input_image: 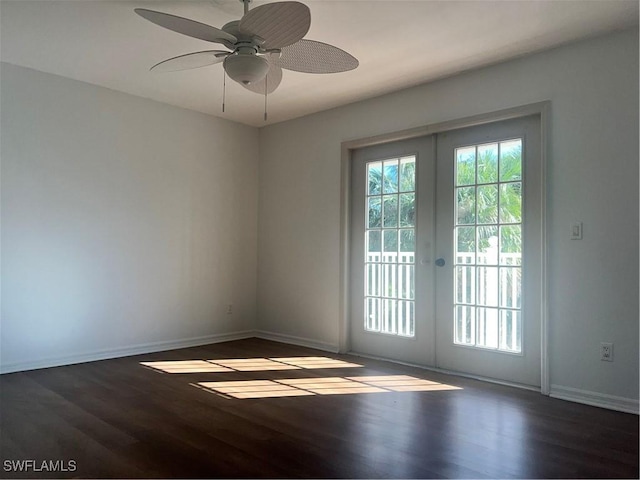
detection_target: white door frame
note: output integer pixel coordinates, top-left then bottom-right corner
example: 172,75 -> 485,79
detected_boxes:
339,101 -> 550,394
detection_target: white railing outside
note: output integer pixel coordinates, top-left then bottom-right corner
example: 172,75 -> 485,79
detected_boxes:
365,252 -> 415,336
365,248 -> 522,351
456,248 -> 521,352
366,252 -> 415,263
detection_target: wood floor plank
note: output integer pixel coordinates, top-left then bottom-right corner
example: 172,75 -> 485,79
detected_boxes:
1,338 -> 637,478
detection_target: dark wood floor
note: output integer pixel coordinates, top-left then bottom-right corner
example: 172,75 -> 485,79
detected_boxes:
1,338 -> 638,479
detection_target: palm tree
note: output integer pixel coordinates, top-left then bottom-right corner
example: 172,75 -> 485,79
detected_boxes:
455,143 -> 522,254
367,160 -> 416,254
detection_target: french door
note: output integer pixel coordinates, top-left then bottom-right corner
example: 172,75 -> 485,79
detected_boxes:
350,136 -> 435,366
349,115 -> 542,388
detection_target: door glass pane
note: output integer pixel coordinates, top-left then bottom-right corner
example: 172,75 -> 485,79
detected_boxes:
499,140 -> 522,182
456,187 -> 476,224
382,195 -> 398,227
477,143 -> 498,184
397,300 -> 415,337
499,182 -> 522,223
364,156 -> 416,338
366,263 -> 381,297
477,185 -> 498,224
399,229 -> 415,261
455,305 -> 475,345
383,264 -> 396,298
477,226 -> 498,265
366,230 -> 381,258
453,139 -> 523,353
499,310 -> 521,352
383,160 -> 399,194
455,226 -> 476,264
398,264 -> 415,300
456,146 -> 476,186
476,308 -> 499,348
368,162 -> 383,195
399,157 -> 416,192
382,299 -> 398,334
477,267 -> 499,307
499,267 -> 521,309
367,197 -> 381,228
399,193 -> 415,227
366,298 -> 381,332
500,225 -> 521,265
383,230 -> 397,260
455,266 -> 475,304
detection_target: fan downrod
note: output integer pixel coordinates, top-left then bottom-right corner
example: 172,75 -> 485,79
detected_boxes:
239,0 -> 252,15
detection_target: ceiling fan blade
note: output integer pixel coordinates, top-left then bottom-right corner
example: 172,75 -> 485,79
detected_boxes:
238,2 -> 310,49
135,9 -> 237,45
242,62 -> 283,95
275,39 -> 359,73
150,50 -> 230,72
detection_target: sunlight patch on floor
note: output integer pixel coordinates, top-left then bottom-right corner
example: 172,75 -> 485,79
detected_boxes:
271,357 -> 363,369
212,358 -> 301,371
279,377 -> 387,395
140,356 -> 363,374
197,380 -> 315,399
140,360 -> 232,373
347,375 -> 462,392
197,375 -> 462,399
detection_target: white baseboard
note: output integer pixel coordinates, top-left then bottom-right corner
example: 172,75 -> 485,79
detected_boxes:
550,384 -> 639,415
0,330 -> 255,374
347,352 -> 639,415
347,351 -> 541,393
254,330 -> 339,353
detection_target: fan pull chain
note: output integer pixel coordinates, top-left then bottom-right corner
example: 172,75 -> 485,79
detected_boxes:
222,70 -> 226,113
264,73 -> 268,122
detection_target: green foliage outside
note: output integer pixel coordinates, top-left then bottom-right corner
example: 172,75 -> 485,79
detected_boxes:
365,142 -> 522,257
456,141 -> 522,256
366,159 -> 416,254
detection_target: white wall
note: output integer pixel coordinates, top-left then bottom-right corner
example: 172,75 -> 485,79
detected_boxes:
1,63 -> 259,372
257,28 -> 639,406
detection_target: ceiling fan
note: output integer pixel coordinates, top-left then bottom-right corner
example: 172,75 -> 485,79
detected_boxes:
135,0 -> 358,118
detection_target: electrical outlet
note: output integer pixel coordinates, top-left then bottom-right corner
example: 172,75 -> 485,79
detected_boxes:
600,342 -> 613,362
226,304 -> 233,315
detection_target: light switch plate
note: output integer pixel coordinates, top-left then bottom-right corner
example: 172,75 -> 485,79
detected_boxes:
570,222 -> 582,240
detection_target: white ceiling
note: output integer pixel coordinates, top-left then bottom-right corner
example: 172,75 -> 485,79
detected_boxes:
1,0 -> 638,127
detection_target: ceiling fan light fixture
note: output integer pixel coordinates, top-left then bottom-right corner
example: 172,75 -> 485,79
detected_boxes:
224,53 -> 270,85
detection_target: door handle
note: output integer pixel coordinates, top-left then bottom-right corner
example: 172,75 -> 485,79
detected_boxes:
435,258 -> 446,267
